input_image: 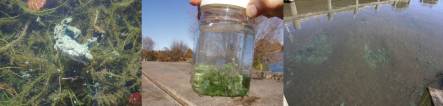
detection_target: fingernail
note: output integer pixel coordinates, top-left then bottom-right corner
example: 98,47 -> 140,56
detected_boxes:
246,5 -> 257,17
190,0 -> 200,6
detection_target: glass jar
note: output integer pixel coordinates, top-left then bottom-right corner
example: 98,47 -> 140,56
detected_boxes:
191,0 -> 254,97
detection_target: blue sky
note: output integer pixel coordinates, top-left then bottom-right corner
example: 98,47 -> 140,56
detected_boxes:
142,0 -> 197,50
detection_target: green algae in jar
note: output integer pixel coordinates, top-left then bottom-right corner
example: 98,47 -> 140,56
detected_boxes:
191,0 -> 254,97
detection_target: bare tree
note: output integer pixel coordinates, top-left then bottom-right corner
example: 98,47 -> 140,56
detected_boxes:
253,17 -> 284,70
169,40 -> 190,61
142,36 -> 155,61
142,36 -> 154,51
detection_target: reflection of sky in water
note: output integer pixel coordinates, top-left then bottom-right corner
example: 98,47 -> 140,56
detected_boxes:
284,0 -> 443,105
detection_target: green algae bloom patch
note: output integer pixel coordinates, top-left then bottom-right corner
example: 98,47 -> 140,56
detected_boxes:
192,63 -> 250,97
294,34 -> 332,64
364,45 -> 390,70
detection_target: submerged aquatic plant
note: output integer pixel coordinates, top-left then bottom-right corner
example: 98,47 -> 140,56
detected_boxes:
294,33 -> 332,64
0,0 -> 141,105
192,63 -> 250,97
364,45 -> 390,69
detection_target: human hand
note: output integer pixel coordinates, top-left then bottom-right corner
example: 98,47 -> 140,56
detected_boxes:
190,0 -> 283,18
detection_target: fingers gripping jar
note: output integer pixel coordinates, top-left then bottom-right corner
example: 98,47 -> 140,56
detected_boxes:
191,0 -> 255,97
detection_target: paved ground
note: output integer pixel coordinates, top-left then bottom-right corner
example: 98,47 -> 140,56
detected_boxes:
142,73 -> 179,105
142,62 -> 283,106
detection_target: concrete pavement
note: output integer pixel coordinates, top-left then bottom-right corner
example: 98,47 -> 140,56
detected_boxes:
142,62 -> 283,106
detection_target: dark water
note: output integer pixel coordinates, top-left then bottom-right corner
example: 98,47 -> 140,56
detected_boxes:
284,0 -> 443,105
0,0 -> 140,105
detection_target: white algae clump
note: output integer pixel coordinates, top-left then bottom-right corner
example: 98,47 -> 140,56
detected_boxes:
53,17 -> 97,63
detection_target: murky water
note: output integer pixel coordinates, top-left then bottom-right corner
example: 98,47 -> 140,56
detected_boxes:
0,0 -> 140,105
284,0 -> 443,105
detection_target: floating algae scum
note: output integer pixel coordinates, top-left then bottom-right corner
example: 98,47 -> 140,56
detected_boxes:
0,0 -> 140,105
53,17 -> 97,64
363,44 -> 390,70
284,0 -> 443,105
293,33 -> 332,64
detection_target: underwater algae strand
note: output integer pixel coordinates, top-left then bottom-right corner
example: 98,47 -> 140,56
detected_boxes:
0,0 -> 141,105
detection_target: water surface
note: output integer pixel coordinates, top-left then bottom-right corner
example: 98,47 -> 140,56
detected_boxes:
284,0 -> 443,105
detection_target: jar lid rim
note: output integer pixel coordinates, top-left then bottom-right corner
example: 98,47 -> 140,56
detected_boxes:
201,0 -> 250,8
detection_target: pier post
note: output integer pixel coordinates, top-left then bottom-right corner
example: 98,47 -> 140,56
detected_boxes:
327,0 -> 334,21
290,1 -> 297,16
354,0 -> 359,18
